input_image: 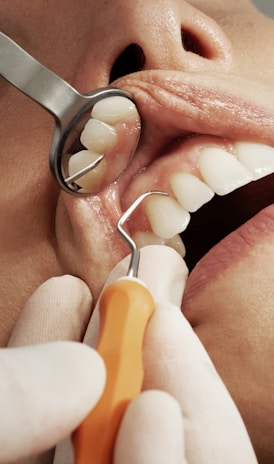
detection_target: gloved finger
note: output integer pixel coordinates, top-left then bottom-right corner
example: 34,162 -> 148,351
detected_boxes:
143,302 -> 258,464
0,341 -> 105,463
53,246 -> 187,464
8,275 -> 93,347
114,390 -> 185,464
84,245 -> 188,347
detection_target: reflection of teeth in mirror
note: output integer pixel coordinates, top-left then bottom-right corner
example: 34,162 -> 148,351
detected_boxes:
198,147 -> 253,195
68,150 -> 107,191
235,142 -> 274,180
65,154 -> 104,184
170,172 -> 214,212
145,195 -> 190,239
80,119 -> 117,153
132,231 -> 186,257
91,96 -> 139,124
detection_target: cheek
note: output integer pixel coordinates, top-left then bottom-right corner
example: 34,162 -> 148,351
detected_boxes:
0,88 -> 61,344
183,238 -> 274,460
0,91 -> 56,256
0,86 -> 54,186
222,12 -> 274,85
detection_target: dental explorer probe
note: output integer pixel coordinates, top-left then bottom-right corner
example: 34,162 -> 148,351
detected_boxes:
73,191 -> 168,464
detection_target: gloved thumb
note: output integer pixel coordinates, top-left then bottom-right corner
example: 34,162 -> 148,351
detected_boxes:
0,341 -> 105,463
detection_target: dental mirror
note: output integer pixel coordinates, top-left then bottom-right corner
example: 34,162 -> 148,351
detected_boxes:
0,32 -> 141,194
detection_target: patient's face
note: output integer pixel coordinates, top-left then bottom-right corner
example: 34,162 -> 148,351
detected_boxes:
1,1 -> 274,461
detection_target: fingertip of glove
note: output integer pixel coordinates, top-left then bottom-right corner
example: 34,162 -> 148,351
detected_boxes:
114,389 -> 183,464
50,340 -> 106,406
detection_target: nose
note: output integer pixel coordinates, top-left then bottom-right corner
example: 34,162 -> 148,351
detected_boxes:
85,0 -> 233,84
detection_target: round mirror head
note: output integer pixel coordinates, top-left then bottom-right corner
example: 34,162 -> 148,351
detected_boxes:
53,95 -> 141,195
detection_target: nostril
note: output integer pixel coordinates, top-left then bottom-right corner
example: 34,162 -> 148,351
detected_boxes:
109,44 -> 146,83
181,29 -> 208,58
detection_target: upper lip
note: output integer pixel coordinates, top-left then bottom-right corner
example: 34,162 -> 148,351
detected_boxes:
116,67 -> 274,140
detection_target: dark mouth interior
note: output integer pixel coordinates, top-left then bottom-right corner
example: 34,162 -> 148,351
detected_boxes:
181,173 -> 274,272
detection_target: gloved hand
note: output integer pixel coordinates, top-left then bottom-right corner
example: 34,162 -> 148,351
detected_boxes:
85,245 -> 258,464
3,246 -> 258,464
5,247 -> 180,464
3,276 -> 106,463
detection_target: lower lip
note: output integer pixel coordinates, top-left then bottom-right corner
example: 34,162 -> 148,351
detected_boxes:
182,203 -> 274,306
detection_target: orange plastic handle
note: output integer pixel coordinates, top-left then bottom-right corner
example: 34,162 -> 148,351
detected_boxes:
73,278 -> 154,464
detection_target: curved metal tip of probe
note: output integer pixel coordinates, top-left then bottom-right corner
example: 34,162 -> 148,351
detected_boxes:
117,191 -> 168,278
64,154 -> 104,185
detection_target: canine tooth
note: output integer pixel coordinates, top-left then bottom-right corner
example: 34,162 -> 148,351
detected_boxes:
235,142 -> 274,180
91,96 -> 138,124
170,172 -> 214,212
133,231 -> 186,257
68,150 -> 106,191
198,147 -> 253,195
80,119 -> 117,152
145,196 -> 190,239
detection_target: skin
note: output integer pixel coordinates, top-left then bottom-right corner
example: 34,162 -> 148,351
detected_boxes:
1,0 -> 274,462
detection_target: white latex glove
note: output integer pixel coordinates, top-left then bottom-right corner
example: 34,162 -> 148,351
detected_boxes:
4,246 -> 258,464
85,245 -> 258,464
54,244 -> 186,464
114,303 -> 258,464
0,342 -> 105,463
4,276 -> 105,464
3,247 -> 182,464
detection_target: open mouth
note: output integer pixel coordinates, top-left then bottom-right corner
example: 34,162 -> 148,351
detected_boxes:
70,96 -> 274,274
66,69 -> 274,284
115,69 -> 274,278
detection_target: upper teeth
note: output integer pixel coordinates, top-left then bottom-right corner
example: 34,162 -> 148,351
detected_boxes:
80,119 -> 117,153
68,96 -> 139,190
68,150 -> 107,191
74,98 -> 274,255
170,172 -> 214,212
91,95 -> 139,124
198,146 -> 253,196
144,142 -> 274,245
145,195 -> 191,239
235,142 -> 274,180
